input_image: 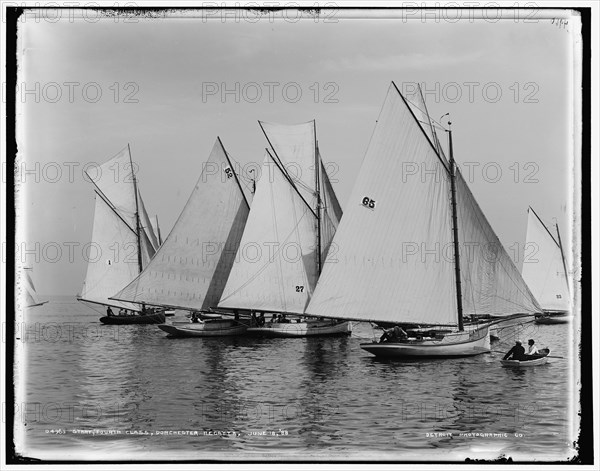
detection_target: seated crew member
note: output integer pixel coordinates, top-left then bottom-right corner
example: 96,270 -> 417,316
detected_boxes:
503,340 -> 526,360
527,339 -> 539,355
379,325 -> 408,343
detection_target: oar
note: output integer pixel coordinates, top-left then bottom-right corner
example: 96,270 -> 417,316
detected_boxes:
491,350 -> 566,359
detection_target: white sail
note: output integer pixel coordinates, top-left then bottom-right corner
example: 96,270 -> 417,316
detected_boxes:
260,121 -> 342,263
79,193 -> 142,311
319,157 -> 343,261
23,267 -> 47,307
139,192 -> 159,251
86,146 -> 138,231
112,139 -> 249,311
218,152 -> 319,314
521,208 -> 570,312
455,172 -> 542,316
151,215 -> 162,246
259,120 -> 317,210
306,83 -> 458,325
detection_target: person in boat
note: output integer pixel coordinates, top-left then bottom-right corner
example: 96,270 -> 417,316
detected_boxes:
191,312 -> 200,323
106,306 -> 114,317
379,325 -> 408,343
270,313 -> 278,324
250,311 -> 257,327
234,311 -> 240,321
527,339 -> 539,355
258,313 -> 265,327
280,314 -> 289,323
503,340 -> 526,361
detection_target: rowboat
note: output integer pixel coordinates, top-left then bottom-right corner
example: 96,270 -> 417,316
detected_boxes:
500,348 -> 550,367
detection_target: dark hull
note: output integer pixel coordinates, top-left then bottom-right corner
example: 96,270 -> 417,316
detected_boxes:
99,313 -> 166,325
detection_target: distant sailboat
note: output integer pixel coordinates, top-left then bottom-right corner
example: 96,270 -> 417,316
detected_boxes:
217,120 -> 351,337
522,207 -> 571,324
305,82 -> 541,358
77,145 -> 165,324
111,138 -> 250,336
23,267 -> 47,308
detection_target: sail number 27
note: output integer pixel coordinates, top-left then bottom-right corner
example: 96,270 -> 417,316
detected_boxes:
362,196 -> 376,210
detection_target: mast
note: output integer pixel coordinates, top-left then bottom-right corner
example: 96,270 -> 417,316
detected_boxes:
447,124 -> 464,330
128,143 -> 143,275
555,222 -> 570,295
314,121 -> 322,275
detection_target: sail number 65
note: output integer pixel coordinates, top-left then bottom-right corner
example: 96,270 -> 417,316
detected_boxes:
362,196 -> 376,209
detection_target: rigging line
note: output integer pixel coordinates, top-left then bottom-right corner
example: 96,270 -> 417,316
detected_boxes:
403,95 -> 449,131
528,206 -> 561,249
219,137 -> 250,210
392,81 -> 450,174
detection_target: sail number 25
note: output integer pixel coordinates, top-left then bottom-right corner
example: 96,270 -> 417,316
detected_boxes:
362,196 -> 376,209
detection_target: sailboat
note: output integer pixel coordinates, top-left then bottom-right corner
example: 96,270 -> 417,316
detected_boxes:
111,138 -> 250,336
77,145 -> 165,325
22,267 -> 48,308
522,207 -> 571,324
217,120 -> 351,337
305,82 -> 542,358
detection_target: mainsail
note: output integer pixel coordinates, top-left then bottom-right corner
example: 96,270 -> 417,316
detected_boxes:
85,146 -> 157,259
259,120 -> 343,261
79,145 -> 158,311
306,83 -> 457,325
521,207 -> 570,312
79,193 -> 142,311
218,152 -> 319,313
218,120 -> 343,313
23,267 -> 47,308
111,138 -> 249,311
306,82 -> 541,326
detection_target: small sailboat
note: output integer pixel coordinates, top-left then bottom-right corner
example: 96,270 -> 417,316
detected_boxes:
305,82 -> 542,358
217,120 -> 351,337
500,348 -> 550,367
521,207 -> 571,325
22,267 -> 48,308
111,138 -> 250,336
77,145 -> 165,324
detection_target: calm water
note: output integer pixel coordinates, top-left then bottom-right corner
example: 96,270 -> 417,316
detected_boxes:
15,297 -> 576,461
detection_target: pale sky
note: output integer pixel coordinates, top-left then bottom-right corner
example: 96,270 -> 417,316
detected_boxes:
14,8 -> 578,295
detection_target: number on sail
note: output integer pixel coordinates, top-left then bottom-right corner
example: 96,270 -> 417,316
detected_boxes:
362,196 -> 376,209
295,285 -> 304,292
224,166 -> 234,179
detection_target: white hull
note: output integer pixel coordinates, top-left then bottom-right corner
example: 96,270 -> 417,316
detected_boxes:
158,320 -> 247,337
247,321 -> 352,338
360,327 -> 490,358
